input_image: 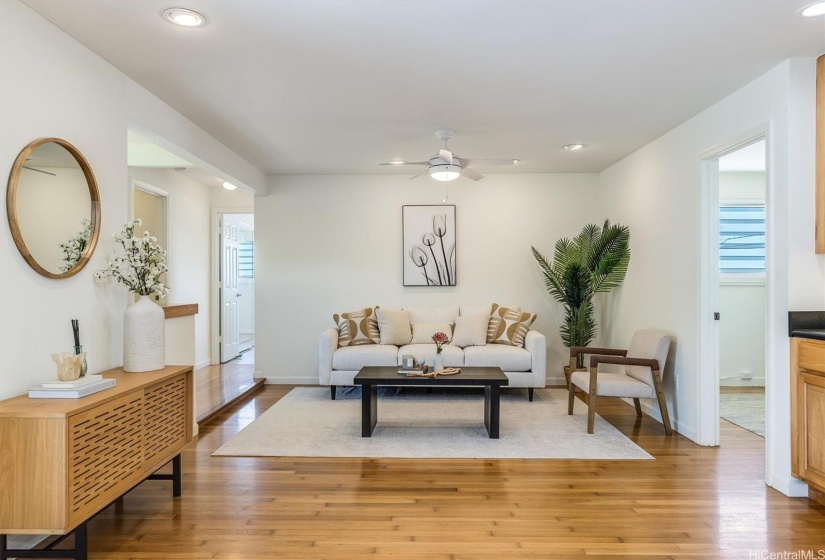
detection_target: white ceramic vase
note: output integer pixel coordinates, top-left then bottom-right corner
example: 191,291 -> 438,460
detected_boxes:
123,295 -> 165,372
433,353 -> 444,372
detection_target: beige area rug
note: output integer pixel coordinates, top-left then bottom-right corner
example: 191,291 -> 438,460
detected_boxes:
213,387 -> 653,460
720,392 -> 765,437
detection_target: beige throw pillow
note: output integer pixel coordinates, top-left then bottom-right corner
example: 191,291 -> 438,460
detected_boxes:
487,303 -> 537,348
451,315 -> 490,348
333,308 -> 380,347
376,308 -> 412,346
411,323 -> 453,345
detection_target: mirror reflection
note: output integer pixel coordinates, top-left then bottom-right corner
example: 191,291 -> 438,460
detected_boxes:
7,139 -> 100,278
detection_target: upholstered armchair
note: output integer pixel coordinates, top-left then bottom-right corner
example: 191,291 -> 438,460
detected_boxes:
567,330 -> 672,435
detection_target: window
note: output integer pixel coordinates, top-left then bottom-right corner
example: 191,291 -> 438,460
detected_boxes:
719,205 -> 765,275
239,241 -> 254,278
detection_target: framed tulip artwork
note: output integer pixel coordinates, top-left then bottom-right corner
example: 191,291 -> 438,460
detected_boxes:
402,204 -> 456,286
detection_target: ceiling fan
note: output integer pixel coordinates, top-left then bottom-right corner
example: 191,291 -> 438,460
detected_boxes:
380,129 -> 518,181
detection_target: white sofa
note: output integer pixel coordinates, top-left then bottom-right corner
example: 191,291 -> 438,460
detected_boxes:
319,305 -> 547,400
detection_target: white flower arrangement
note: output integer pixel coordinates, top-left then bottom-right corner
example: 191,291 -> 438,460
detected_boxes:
94,219 -> 169,298
59,218 -> 92,273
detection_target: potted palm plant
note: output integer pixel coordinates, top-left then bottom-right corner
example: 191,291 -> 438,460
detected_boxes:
531,220 -> 630,383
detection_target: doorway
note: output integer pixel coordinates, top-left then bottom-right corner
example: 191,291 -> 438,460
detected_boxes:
717,141 -> 766,437
216,212 -> 254,364
697,125 -> 771,457
130,179 -> 168,299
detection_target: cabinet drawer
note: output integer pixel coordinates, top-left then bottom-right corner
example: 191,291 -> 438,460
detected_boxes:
798,341 -> 825,376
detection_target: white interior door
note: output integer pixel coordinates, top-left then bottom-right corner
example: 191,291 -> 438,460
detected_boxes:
221,218 -> 241,362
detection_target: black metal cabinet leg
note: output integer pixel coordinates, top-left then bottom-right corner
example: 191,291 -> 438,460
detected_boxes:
1,534 -> 8,560
361,384 -> 377,437
74,522 -> 87,560
172,454 -> 182,498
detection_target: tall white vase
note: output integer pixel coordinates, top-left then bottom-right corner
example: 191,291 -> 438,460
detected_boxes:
123,295 -> 165,372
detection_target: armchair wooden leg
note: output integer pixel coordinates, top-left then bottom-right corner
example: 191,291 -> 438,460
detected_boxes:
651,368 -> 673,435
633,398 -> 643,417
587,366 -> 597,434
568,382 -> 576,415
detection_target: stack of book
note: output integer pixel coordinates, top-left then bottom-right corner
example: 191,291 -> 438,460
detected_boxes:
28,374 -> 116,399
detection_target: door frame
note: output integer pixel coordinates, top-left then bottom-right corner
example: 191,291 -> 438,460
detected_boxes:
210,207 -> 254,366
697,124 -> 770,455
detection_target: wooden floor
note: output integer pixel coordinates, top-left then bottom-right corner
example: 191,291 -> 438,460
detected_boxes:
195,348 -> 263,423
79,386 -> 825,559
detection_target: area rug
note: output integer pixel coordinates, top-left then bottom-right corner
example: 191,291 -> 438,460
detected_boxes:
213,387 -> 653,460
720,392 -> 765,437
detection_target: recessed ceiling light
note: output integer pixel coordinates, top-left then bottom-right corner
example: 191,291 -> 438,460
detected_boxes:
563,144 -> 585,151
801,1 -> 825,16
222,181 -> 237,191
512,159 -> 520,164
162,8 -> 206,27
388,160 -> 407,165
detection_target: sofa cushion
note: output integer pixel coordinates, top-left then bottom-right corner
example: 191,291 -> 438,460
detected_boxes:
333,307 -> 380,347
451,315 -> 489,348
332,345 -> 399,370
464,345 -> 532,371
377,308 -> 412,346
411,323 -> 453,344
404,306 -> 459,324
397,344 -> 464,367
487,303 -> 536,348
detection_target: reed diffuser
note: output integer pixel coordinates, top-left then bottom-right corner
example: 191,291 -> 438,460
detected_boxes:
71,319 -> 88,377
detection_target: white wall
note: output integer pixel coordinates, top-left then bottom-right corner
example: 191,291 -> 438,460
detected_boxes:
128,167 -> 212,369
0,0 -> 264,401
256,173 -> 601,384
598,59 -> 819,497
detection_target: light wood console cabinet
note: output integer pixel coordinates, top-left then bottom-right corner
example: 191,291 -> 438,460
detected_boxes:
0,365 -> 193,559
791,337 -> 825,494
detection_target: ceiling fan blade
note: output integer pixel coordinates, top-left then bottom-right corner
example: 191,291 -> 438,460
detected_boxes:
409,169 -> 431,180
462,158 -> 516,169
439,149 -> 453,165
379,161 -> 429,166
461,168 -> 484,181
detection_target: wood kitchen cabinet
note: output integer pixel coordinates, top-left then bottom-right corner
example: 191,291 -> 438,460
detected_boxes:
791,337 -> 825,493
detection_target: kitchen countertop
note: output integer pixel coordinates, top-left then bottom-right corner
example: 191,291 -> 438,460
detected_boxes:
789,311 -> 825,340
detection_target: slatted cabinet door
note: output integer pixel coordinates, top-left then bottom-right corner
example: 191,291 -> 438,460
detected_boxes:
67,392 -> 145,527
144,373 -> 189,468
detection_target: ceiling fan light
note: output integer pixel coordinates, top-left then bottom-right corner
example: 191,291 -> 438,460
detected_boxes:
388,160 -> 407,165
430,164 -> 461,181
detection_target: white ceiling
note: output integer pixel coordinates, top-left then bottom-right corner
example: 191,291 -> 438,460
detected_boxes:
22,0 -> 825,176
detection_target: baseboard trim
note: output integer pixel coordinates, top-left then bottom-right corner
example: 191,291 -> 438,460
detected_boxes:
195,358 -> 211,371
769,474 -> 808,497
622,397 -> 698,443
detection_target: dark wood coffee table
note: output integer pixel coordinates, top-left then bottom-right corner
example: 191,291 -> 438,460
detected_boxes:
352,366 -> 509,439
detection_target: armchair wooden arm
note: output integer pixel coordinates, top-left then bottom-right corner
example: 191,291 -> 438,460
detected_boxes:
588,355 -> 659,369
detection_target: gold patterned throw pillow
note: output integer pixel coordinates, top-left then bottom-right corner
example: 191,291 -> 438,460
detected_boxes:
333,308 -> 380,347
486,303 -> 537,348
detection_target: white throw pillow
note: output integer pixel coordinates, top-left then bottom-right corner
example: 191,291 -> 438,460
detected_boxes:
451,315 -> 490,348
410,323 -> 453,344
376,308 -> 412,346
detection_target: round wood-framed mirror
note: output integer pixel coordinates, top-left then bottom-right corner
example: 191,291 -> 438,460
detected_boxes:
6,138 -> 101,279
